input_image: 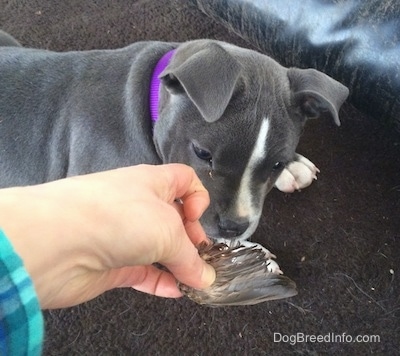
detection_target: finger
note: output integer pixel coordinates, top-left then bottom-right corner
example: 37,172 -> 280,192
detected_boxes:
158,164 -> 210,221
184,219 -> 209,246
171,199 -> 185,219
161,235 -> 215,289
171,201 -> 208,243
182,194 -> 210,222
109,265 -> 183,298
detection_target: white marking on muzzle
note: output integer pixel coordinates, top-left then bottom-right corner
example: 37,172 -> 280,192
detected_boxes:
236,118 -> 270,221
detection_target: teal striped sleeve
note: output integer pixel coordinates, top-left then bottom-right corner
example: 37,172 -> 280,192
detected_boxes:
0,229 -> 44,355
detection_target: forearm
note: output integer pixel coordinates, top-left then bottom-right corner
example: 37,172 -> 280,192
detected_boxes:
0,184 -> 96,308
0,165 -> 215,310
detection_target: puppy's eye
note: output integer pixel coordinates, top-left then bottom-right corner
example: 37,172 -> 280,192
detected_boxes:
193,144 -> 212,163
272,162 -> 285,171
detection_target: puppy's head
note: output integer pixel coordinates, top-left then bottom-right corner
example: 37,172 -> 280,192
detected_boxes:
154,40 -> 348,241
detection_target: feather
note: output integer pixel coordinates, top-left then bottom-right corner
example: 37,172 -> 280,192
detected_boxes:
178,241 -> 297,306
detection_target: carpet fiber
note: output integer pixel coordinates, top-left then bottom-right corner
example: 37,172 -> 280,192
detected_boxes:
1,1 -> 399,354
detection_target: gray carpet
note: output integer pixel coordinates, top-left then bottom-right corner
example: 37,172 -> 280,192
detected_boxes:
1,0 -> 399,354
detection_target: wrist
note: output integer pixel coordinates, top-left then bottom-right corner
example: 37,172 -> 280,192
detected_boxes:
0,185 -> 95,308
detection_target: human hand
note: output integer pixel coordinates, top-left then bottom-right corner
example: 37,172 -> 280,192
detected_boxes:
0,164 -> 216,309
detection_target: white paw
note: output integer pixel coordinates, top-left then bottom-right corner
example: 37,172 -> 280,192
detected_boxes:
266,259 -> 283,275
239,241 -> 283,274
274,154 -> 320,193
240,240 -> 276,258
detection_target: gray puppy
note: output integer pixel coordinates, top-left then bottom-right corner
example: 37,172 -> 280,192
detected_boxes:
0,31 -> 348,242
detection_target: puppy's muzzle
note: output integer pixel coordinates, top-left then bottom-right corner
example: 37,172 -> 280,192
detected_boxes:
218,217 -> 249,238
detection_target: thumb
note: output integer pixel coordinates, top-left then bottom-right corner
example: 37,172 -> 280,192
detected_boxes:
162,242 -> 216,289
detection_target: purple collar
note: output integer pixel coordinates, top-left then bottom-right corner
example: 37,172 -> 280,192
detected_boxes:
149,49 -> 176,124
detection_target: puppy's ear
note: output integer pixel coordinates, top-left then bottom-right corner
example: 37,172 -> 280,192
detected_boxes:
288,68 -> 349,126
160,42 -> 241,123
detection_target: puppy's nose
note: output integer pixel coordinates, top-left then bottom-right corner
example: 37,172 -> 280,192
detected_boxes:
218,218 -> 249,238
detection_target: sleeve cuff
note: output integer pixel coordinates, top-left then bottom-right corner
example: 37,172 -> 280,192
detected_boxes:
0,229 -> 44,355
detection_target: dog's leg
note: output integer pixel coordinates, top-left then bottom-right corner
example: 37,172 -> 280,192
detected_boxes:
274,153 -> 320,193
0,30 -> 21,47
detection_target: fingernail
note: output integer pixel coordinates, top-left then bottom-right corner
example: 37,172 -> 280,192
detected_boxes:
201,263 -> 216,288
